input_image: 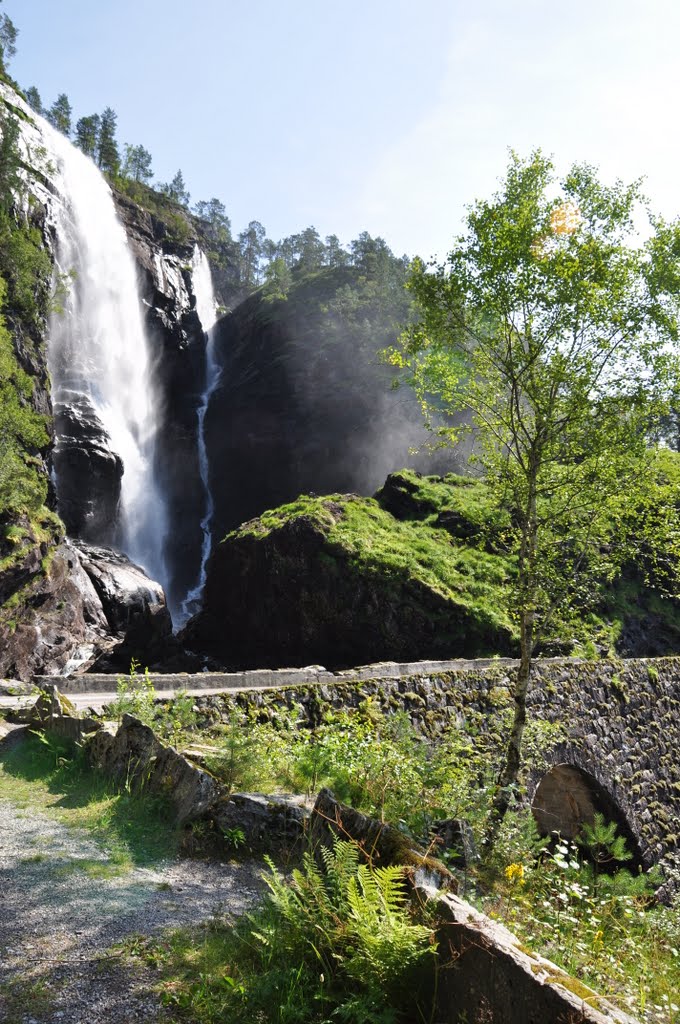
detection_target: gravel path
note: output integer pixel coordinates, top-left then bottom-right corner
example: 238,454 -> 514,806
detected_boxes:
0,783 -> 266,1023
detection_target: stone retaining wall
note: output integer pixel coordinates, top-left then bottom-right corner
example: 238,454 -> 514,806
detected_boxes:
31,654 -> 680,882
173,656 -> 680,880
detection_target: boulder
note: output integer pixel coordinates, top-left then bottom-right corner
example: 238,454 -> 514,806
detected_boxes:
89,714 -> 219,825
213,792 -> 310,848
52,392 -> 123,543
75,542 -> 176,666
0,539 -> 114,680
182,490 -> 515,670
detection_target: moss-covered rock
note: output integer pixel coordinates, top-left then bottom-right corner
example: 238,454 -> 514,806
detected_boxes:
182,479 -> 517,669
183,467 -> 680,669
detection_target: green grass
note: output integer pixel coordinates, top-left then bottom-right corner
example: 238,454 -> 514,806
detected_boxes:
236,489 -> 516,645
0,730 -> 181,869
0,977 -> 59,1020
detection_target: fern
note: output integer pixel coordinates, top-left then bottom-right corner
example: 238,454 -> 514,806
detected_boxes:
319,835 -> 360,914
261,839 -> 436,1010
345,864 -> 434,990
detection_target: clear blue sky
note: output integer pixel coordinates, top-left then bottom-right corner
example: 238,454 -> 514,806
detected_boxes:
5,0 -> 679,259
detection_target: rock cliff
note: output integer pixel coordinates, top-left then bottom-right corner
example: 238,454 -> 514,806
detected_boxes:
0,85 -> 197,674
203,265 -> 459,544
111,191 -> 208,612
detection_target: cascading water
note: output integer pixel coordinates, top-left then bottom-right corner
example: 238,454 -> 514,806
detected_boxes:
177,247 -> 220,626
43,119 -> 168,589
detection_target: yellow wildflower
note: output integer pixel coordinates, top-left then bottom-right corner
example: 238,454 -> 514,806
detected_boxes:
504,863 -> 525,884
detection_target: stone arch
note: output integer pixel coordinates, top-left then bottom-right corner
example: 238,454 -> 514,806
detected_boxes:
531,763 -> 644,868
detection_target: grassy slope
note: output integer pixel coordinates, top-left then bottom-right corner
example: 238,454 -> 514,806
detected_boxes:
0,730 -> 179,869
234,465 -> 680,658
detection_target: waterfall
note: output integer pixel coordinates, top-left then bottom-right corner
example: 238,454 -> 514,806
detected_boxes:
177,247 -> 220,626
43,121 -> 168,590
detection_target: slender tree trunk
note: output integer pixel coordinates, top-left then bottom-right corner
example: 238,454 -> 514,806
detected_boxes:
483,467 -> 537,853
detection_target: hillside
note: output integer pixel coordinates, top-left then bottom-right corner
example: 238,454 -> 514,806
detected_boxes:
183,467 -> 680,669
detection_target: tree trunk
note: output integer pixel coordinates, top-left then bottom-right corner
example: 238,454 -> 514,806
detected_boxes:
483,612 -> 533,852
483,469 -> 537,853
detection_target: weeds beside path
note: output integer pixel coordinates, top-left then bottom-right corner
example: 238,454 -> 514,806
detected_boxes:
0,728 -> 265,1024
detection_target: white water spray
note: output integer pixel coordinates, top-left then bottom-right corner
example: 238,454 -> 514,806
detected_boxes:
177,247 -> 220,626
43,121 -> 167,587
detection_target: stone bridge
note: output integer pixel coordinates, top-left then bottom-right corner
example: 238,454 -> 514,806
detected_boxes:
41,654 -> 680,881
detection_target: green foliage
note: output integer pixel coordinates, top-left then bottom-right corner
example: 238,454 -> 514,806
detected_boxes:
157,168 -> 190,206
132,839 -> 437,1023
579,812 -> 633,868
159,689 -> 197,748
390,151 -> 680,657
114,176 -> 193,243
200,698 -> 566,851
121,143 -> 153,183
203,712 -> 267,793
24,85 -> 42,115
111,658 -> 157,726
388,150 -> 680,832
97,106 -> 119,175
221,826 -> 246,850
264,840 -> 436,1001
0,277 -> 49,518
0,3 -> 17,68
488,825 -> 679,1020
46,92 -> 72,137
238,460 -> 680,657
262,255 -> 292,301
74,112 -> 100,158
109,661 -> 196,747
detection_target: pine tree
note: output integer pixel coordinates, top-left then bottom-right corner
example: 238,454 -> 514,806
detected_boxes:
122,143 -> 153,183
194,197 -> 231,240
0,3 -> 17,69
238,220 -> 266,289
97,107 -> 119,176
47,94 -> 72,137
24,87 -> 43,116
325,234 -> 349,267
74,114 -> 100,159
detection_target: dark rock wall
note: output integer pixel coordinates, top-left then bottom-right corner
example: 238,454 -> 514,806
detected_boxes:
203,275 -> 458,544
52,394 -> 123,543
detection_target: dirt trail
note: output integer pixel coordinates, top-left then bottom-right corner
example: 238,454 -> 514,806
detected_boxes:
0,745 -> 265,1024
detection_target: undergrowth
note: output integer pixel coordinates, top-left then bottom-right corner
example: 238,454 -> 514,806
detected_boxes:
119,837 -> 439,1024
483,821 -> 680,1022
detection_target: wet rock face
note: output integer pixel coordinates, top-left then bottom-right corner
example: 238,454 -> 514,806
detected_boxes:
74,542 -> 174,666
0,534 -> 178,680
52,393 -> 123,543
0,540 -> 110,680
111,192 -> 207,612
203,279 -> 458,546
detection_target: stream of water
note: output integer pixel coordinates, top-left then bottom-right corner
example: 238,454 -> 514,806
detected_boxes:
44,120 -> 168,590
177,247 -> 220,626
